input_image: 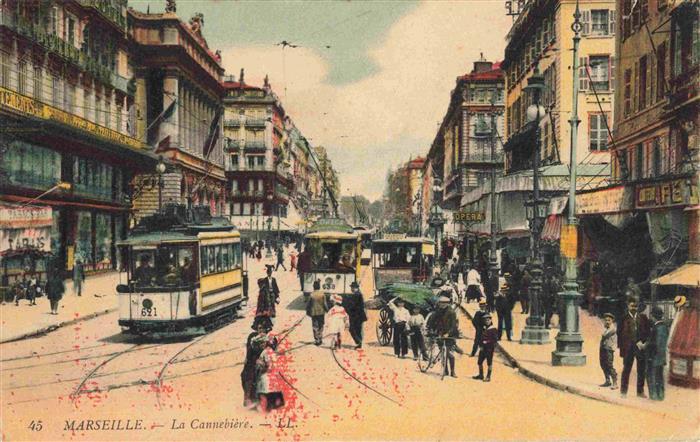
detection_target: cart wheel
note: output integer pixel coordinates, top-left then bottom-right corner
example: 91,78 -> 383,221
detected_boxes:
376,307 -> 393,346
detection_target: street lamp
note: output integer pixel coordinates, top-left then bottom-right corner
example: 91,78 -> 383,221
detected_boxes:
552,0 -> 586,365
488,89 -> 501,311
156,155 -> 166,212
428,179 -> 446,266
520,67 -> 550,345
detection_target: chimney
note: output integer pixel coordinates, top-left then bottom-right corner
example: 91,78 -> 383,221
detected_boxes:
239,68 -> 245,85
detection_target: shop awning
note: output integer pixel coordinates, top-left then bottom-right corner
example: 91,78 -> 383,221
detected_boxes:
651,263 -> 700,287
541,215 -> 563,242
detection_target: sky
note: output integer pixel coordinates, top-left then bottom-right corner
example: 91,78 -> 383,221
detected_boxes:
131,0 -> 512,201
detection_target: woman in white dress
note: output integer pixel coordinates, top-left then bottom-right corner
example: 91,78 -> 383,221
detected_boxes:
325,294 -> 349,349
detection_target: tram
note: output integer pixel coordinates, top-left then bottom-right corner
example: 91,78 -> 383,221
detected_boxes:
371,237 -> 435,294
116,205 -> 248,337
302,218 -> 362,298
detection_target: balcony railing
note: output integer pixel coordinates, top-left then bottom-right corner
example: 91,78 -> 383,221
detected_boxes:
224,119 -> 242,127
244,141 -> 267,151
462,149 -> 504,164
231,189 -> 265,198
245,118 -> 267,128
77,0 -> 127,30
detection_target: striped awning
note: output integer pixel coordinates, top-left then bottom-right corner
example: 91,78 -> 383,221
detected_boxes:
541,215 -> 563,242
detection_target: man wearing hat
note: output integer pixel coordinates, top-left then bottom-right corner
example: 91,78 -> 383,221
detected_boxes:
618,298 -> 651,398
494,275 -> 515,341
470,300 -> 489,357
426,296 -> 459,377
646,306 -> 669,401
388,297 -> 411,358
599,312 -> 618,389
259,265 -> 281,304
343,281 -> 368,349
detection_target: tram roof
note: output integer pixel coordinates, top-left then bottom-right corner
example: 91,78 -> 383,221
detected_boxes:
118,221 -> 239,246
372,237 -> 435,245
305,231 -> 359,240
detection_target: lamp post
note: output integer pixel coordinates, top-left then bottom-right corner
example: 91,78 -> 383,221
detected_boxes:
552,0 -> 586,365
266,191 -> 274,258
488,90 -> 501,310
428,179 -> 445,266
156,155 -> 166,212
520,68 -> 550,345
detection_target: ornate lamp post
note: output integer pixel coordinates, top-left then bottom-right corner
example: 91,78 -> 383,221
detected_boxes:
552,0 -> 586,365
520,68 -> 550,345
155,155 -> 166,212
428,179 -> 446,267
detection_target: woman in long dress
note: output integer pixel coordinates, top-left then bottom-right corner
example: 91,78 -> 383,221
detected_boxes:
325,294 -> 349,349
241,323 -> 268,408
256,337 -> 283,412
253,278 -> 276,331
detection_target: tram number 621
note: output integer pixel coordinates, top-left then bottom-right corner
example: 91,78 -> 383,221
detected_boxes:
141,307 -> 157,317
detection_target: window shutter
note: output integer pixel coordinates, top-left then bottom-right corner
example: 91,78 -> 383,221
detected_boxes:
610,56 -> 616,90
609,10 -> 616,35
582,10 -> 591,36
579,57 -> 589,91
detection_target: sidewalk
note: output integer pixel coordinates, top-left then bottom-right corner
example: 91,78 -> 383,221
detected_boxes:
463,302 -> 700,421
0,271 -> 120,343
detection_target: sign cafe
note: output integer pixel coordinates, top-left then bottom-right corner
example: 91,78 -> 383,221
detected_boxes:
636,179 -> 698,210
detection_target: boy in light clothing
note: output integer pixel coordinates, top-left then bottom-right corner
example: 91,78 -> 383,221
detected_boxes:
599,312 -> 618,389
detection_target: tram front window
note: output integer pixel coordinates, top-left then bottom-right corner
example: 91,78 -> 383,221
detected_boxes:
374,244 -> 419,268
129,245 -> 197,287
307,239 -> 356,273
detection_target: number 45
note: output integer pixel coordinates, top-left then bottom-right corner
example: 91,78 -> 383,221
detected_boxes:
28,420 -> 43,431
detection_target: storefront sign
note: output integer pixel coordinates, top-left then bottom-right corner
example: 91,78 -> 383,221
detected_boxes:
0,87 -> 146,150
453,211 -> 485,223
560,224 -> 577,259
576,186 -> 633,215
635,179 -> 699,210
0,205 -> 53,253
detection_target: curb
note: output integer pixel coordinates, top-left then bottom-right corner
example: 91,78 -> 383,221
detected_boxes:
0,308 -> 117,344
456,304 -> 659,413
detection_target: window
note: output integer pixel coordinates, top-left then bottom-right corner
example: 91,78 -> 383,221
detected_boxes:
652,137 -> 662,177
254,203 -> 263,215
672,12 -> 700,78
33,66 -> 42,100
638,56 -> 648,110
589,113 -> 609,151
65,15 -> 76,46
51,75 -> 61,108
0,51 -> 8,88
17,62 -> 26,95
232,203 -> 241,215
116,105 -> 122,133
634,144 -> 644,180
657,42 -> 666,101
591,10 -> 610,35
64,83 -> 75,113
95,96 -> 102,125
589,55 -> 610,91
73,157 -> 113,200
231,154 -> 239,168
83,90 -> 92,120
257,156 -> 265,167
1,140 -> 61,188
247,156 -> 256,169
579,57 -> 590,90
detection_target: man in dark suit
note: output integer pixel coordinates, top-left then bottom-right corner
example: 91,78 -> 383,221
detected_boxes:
618,298 -> 651,398
254,265 -> 280,328
343,281 -> 368,349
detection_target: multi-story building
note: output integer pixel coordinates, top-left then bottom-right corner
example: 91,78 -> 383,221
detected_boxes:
462,0 -> 616,265
311,145 -> 340,217
576,0 -> 698,388
0,0 -> 157,280
222,73 -> 298,236
129,7 -> 226,219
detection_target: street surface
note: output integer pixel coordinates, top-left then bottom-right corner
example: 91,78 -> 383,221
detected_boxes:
1,255 -> 697,441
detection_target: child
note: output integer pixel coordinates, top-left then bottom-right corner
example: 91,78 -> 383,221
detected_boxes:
256,336 -> 284,412
646,307 -> 669,401
325,294 -> 349,349
473,314 -> 498,382
599,312 -> 618,389
289,252 -> 297,272
408,306 -> 428,361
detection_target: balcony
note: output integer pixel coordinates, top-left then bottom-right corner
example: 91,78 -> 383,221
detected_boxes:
461,149 -> 504,166
244,141 -> 267,152
224,119 -> 242,127
245,118 -> 267,128
77,0 -> 127,31
0,8 -> 115,86
231,189 -> 265,198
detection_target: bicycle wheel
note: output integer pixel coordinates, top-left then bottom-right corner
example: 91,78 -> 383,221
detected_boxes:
418,340 -> 439,373
440,344 -> 448,380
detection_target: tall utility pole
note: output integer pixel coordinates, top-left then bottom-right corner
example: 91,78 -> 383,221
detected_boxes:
488,91 -> 500,309
553,0 -> 586,366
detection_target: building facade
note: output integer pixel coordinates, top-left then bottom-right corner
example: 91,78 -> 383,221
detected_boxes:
129,8 -> 226,220
0,0 -> 157,280
460,0 -> 617,265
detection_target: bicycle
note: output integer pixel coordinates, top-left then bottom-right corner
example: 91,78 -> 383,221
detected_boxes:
418,335 -> 455,380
